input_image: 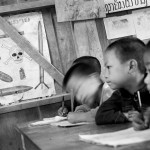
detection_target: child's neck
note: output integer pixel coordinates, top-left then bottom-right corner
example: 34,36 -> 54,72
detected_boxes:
125,73 -> 145,94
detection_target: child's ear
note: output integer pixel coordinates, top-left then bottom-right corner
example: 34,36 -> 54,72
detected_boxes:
128,59 -> 138,74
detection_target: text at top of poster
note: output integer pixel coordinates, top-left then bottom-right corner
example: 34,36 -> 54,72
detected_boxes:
105,0 -> 150,14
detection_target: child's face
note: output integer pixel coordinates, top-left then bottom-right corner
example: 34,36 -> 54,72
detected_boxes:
144,51 -> 150,91
104,50 -> 130,90
66,74 -> 101,107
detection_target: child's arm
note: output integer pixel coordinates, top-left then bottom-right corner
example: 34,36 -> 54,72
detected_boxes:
75,104 -> 91,112
132,107 -> 150,130
67,107 -> 99,123
67,112 -> 94,123
95,91 -> 128,125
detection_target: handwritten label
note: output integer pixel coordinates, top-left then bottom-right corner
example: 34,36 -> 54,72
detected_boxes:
8,17 -> 30,25
105,0 -> 149,13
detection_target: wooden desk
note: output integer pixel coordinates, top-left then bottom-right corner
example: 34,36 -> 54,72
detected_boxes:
16,122 -> 150,150
0,93 -> 70,150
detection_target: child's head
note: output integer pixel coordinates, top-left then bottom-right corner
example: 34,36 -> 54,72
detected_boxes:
104,37 -> 146,90
144,41 -> 150,91
63,56 -> 102,107
72,56 -> 101,74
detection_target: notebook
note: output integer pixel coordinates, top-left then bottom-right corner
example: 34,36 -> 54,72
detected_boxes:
29,116 -> 67,126
79,127 -> 150,147
51,120 -> 90,127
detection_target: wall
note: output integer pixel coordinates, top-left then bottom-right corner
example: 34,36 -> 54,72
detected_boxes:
0,1 -> 132,150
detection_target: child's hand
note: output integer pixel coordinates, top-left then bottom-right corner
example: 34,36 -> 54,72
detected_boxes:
143,107 -> 150,128
128,111 -> 140,121
57,106 -> 68,117
67,112 -> 77,123
123,111 -> 140,121
132,112 -> 148,130
75,104 -> 91,112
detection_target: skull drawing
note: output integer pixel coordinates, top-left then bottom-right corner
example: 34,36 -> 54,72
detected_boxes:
1,44 -> 32,65
10,47 -> 24,64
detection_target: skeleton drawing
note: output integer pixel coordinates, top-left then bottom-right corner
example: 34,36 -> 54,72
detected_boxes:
1,44 -> 32,65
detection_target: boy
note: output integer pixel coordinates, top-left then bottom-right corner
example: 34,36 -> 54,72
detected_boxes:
58,56 -> 113,123
95,37 -> 150,125
132,41 -> 150,130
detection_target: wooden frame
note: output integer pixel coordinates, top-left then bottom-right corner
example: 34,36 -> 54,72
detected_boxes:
0,93 -> 70,114
0,0 -> 55,15
0,0 -> 64,86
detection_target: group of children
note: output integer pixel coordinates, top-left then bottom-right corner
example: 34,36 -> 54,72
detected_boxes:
58,37 -> 150,131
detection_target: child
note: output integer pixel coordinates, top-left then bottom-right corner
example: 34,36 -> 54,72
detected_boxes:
95,37 -> 150,125
132,41 -> 150,130
58,56 -> 113,123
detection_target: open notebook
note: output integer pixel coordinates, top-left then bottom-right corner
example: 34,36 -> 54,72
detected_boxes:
29,116 -> 89,127
79,127 -> 150,147
51,120 -> 90,127
29,116 -> 67,126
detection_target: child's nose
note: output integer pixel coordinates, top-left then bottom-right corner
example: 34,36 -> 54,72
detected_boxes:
104,69 -> 109,79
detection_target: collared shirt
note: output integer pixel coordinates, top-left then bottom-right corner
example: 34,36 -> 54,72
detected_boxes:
95,85 -> 150,125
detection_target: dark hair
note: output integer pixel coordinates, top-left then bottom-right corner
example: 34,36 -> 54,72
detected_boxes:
63,56 -> 101,89
146,40 -> 150,53
106,37 -> 146,74
73,56 -> 101,74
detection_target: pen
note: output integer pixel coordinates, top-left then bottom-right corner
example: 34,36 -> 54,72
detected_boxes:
71,89 -> 74,112
62,96 -> 64,110
137,91 -> 142,109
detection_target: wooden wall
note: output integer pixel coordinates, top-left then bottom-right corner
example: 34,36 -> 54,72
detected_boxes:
0,1 -> 132,150
0,1 -> 108,150
0,0 -> 110,92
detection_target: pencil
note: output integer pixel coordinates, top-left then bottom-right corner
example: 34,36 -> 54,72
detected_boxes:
137,91 -> 142,108
71,89 -> 74,112
62,96 -> 64,109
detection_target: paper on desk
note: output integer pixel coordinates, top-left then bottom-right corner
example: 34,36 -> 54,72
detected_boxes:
79,127 -> 150,147
29,116 -> 67,126
51,120 -> 90,127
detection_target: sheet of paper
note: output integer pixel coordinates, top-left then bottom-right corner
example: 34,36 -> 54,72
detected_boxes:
133,8 -> 150,40
29,116 -> 67,126
104,14 -> 135,39
0,12 -> 55,105
79,127 -> 150,147
51,120 -> 90,127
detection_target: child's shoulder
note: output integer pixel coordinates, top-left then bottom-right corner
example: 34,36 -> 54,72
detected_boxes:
100,82 -> 114,104
102,82 -> 114,95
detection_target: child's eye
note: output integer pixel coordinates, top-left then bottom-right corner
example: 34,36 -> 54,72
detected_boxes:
146,69 -> 150,74
107,66 -> 111,69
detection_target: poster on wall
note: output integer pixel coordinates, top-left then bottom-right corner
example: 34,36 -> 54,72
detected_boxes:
0,12 -> 55,105
103,14 -> 136,39
133,8 -> 150,40
55,0 -> 106,22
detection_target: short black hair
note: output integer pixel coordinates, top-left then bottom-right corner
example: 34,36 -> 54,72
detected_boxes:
63,56 -> 101,89
73,56 -> 101,74
106,37 -> 146,74
146,40 -> 150,52
63,63 -> 98,89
